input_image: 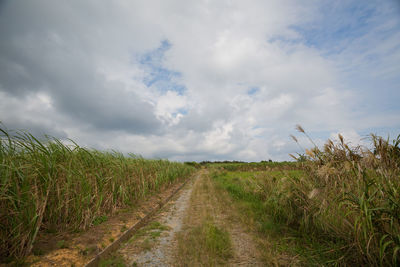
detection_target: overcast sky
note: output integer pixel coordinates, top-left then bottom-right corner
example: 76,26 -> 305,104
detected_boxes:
1,0 -> 399,161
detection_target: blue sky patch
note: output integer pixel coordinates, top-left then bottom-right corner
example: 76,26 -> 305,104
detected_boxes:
291,1 -> 378,54
247,87 -> 259,95
138,40 -> 186,95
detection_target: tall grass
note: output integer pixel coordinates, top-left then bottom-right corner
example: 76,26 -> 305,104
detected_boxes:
0,127 -> 194,260
263,128 -> 400,265
207,161 -> 298,172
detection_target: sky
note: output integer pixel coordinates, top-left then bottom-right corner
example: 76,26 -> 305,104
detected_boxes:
0,0 -> 399,162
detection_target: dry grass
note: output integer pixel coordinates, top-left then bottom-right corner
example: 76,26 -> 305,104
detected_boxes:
266,127 -> 400,265
210,127 -> 400,265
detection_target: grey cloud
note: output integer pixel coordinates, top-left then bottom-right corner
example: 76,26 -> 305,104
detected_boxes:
0,0 -> 162,135
0,0 -> 398,162
174,110 -> 219,133
0,119 -> 68,140
48,74 -> 162,134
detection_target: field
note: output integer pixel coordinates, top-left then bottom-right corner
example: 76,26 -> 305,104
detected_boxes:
1,126 -> 399,266
207,131 -> 400,266
0,127 -> 194,262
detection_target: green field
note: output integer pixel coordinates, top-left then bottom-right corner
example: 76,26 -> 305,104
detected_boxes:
209,133 -> 400,266
0,127 -> 194,261
1,126 -> 399,266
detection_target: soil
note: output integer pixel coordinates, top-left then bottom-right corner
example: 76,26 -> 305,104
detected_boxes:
118,171 -> 198,266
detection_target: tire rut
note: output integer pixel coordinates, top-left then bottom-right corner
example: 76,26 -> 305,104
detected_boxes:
116,172 -> 200,266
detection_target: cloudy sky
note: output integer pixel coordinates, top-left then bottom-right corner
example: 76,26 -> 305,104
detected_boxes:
0,0 -> 399,161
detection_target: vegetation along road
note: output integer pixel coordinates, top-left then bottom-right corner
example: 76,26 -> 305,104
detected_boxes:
1,127 -> 399,266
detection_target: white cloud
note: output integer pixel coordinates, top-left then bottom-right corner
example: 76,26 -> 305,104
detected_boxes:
155,91 -> 188,125
0,0 -> 399,161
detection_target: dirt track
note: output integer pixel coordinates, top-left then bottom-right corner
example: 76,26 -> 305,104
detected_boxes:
118,171 -> 198,266
113,170 -> 264,266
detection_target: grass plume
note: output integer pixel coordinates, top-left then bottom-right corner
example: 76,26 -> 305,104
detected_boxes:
264,127 -> 400,265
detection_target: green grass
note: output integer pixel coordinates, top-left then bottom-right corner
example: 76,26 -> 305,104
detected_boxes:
212,170 -> 351,265
128,221 -> 170,243
202,221 -> 232,259
206,161 -> 298,171
79,246 -> 97,256
177,219 -> 232,265
56,240 -> 68,249
99,255 -> 126,267
212,130 -> 400,266
0,127 -> 195,260
93,215 -> 108,226
124,221 -> 170,253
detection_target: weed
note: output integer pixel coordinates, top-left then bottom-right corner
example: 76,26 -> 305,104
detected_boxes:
79,246 -> 97,256
140,238 -> 153,251
99,254 -> 126,267
32,248 -> 44,256
149,231 -> 161,239
126,220 -> 168,253
145,221 -> 169,231
93,215 -> 108,226
177,220 -> 232,265
203,221 -> 232,259
120,225 -> 128,232
56,240 -> 68,249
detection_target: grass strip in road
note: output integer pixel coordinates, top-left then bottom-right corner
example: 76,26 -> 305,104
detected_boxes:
177,219 -> 232,265
175,173 -> 233,266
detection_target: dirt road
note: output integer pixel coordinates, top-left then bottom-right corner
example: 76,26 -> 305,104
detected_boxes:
110,170 -> 264,266
117,171 -> 197,266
